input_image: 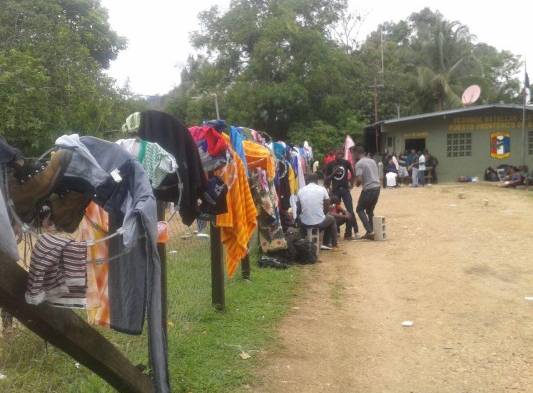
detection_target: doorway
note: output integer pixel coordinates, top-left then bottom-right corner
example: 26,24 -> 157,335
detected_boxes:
405,138 -> 426,153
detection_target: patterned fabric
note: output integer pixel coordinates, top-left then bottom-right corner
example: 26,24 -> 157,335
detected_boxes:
138,139 -> 177,188
77,202 -> 110,327
26,234 -> 87,308
216,150 -> 257,278
251,170 -> 287,253
116,138 -> 177,189
121,112 -> 141,133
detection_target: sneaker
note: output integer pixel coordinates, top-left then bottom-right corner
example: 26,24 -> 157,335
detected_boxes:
320,244 -> 333,250
196,233 -> 210,239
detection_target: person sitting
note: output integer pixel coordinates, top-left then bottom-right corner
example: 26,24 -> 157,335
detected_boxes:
328,194 -> 350,237
297,173 -> 338,249
500,167 -> 524,188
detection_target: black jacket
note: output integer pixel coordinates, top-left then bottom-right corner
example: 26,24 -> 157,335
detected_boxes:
138,111 -> 206,225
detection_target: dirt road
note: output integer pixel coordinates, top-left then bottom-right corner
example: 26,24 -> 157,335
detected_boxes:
252,184 -> 533,393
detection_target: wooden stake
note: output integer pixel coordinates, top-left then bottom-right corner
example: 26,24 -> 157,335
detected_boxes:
0,259 -> 152,393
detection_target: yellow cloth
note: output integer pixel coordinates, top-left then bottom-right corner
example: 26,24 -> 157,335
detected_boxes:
242,140 -> 276,181
288,166 -> 298,195
222,133 -> 276,181
216,151 -> 257,278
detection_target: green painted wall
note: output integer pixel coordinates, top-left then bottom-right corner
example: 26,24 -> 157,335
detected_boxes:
382,108 -> 533,182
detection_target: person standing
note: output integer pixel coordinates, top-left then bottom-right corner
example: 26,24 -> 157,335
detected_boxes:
418,151 -> 426,186
410,152 -> 419,187
324,149 -> 359,240
425,149 -> 438,184
297,174 -> 338,249
353,146 -> 381,240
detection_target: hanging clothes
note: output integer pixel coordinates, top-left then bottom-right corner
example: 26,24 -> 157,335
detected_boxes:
189,125 -> 229,157
0,139 -> 20,262
55,134 -> 169,393
276,160 -> 291,211
229,126 -> 248,172
25,233 -> 87,308
242,140 -> 276,181
77,202 -> 110,327
116,138 -> 178,189
216,151 -> 257,278
189,126 -> 228,172
139,110 -> 206,227
250,169 -> 287,253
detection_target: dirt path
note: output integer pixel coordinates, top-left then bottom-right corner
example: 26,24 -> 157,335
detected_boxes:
252,184 -> 533,393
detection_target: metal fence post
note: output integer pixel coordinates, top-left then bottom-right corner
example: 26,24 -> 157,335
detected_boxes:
210,222 -> 225,311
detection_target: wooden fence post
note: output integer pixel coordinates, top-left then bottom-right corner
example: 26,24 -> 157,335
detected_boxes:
209,223 -> 225,311
0,260 -> 153,393
156,201 -> 167,335
241,254 -> 251,280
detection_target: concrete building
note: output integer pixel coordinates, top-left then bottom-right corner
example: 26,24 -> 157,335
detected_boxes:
365,104 -> 533,182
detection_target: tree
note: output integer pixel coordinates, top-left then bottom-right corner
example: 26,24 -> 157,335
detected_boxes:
0,0 -> 135,154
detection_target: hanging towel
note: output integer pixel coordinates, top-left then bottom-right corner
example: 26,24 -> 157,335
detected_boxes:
216,151 -> 257,278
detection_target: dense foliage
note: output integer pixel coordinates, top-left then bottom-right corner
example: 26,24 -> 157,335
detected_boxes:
164,2 -> 522,156
0,0 -> 145,154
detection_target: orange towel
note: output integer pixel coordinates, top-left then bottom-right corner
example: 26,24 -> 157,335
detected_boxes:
216,151 -> 257,278
77,202 -> 110,327
242,140 -> 276,181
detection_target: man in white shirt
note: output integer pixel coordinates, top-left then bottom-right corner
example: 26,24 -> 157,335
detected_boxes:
297,174 -> 338,248
418,152 -> 426,187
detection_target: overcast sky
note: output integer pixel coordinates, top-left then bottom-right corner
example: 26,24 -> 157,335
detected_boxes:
101,0 -> 533,96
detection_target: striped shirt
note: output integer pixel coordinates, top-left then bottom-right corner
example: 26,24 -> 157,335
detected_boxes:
26,234 -> 87,308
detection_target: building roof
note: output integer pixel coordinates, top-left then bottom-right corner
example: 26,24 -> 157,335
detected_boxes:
367,104 -> 533,129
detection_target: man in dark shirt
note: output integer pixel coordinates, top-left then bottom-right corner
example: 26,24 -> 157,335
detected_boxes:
325,149 -> 359,240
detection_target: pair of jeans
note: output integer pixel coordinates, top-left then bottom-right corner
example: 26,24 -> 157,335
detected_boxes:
418,170 -> 425,186
333,187 -> 358,236
318,214 -> 338,247
301,214 -> 338,247
356,188 -> 380,234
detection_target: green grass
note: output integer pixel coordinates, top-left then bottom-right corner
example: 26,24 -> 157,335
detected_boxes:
0,236 -> 301,392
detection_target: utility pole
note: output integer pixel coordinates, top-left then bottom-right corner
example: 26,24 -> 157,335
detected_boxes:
213,93 -> 220,120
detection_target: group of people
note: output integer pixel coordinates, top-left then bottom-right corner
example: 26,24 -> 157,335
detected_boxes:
296,146 -> 381,249
383,149 -> 438,188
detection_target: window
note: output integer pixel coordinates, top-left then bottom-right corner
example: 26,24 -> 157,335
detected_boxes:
386,136 -> 394,149
529,131 -> 533,155
447,132 -> 472,158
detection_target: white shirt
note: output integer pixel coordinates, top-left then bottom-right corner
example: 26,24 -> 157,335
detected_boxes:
385,172 -> 397,187
297,183 -> 329,226
418,154 -> 426,171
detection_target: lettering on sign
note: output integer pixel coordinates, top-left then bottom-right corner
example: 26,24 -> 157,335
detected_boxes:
404,132 -> 428,139
448,115 -> 533,132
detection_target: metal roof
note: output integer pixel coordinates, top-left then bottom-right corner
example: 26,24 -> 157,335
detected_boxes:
375,104 -> 533,128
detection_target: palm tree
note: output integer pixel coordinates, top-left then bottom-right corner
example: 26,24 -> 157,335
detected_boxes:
416,19 -> 482,111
